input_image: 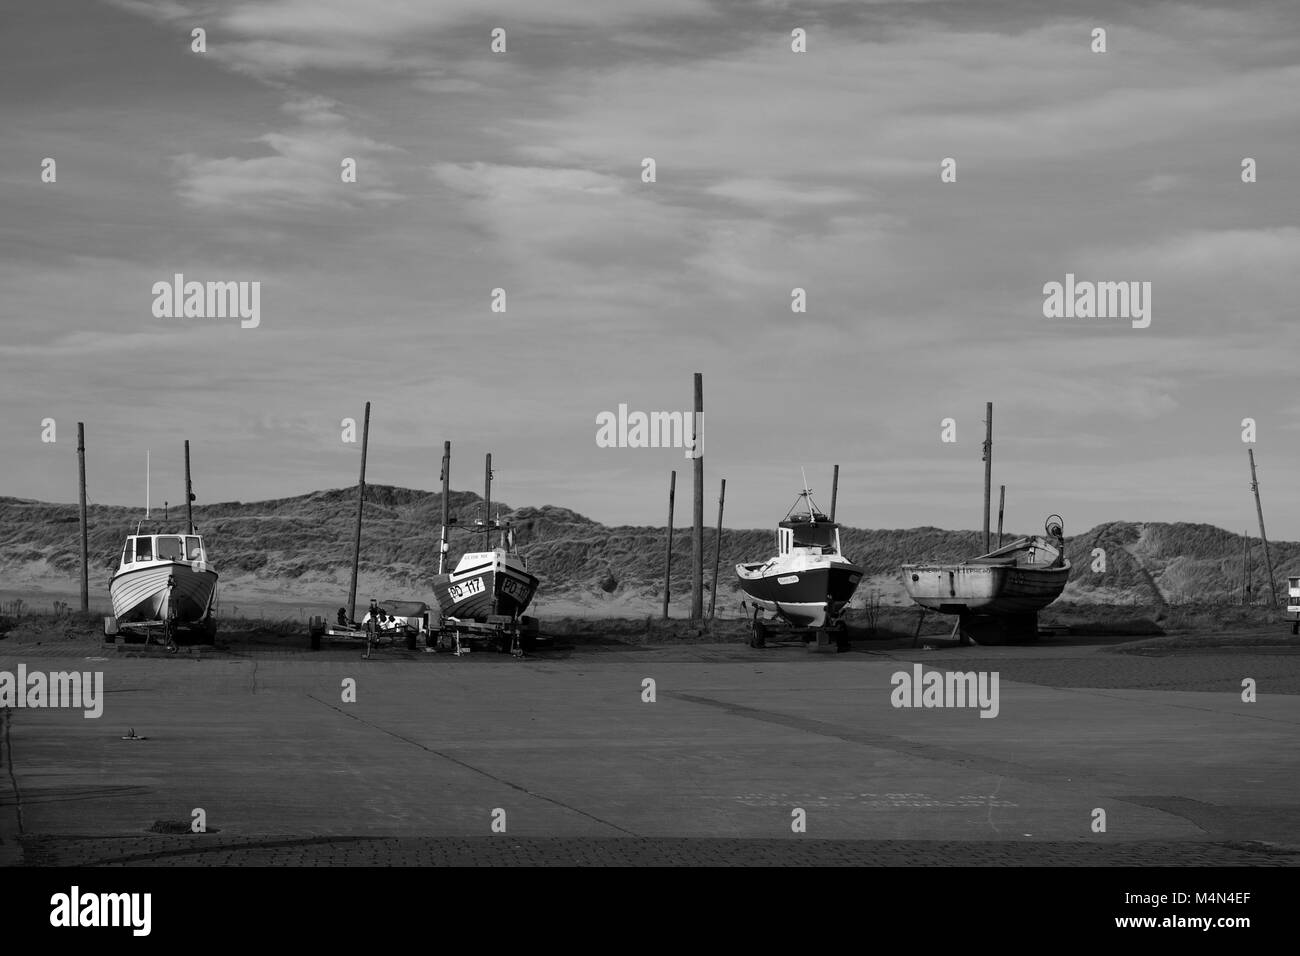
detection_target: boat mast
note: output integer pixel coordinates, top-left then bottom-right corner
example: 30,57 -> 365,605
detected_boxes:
184,439 -> 194,534
829,464 -> 839,523
438,441 -> 450,575
982,402 -> 993,553
483,453 -> 492,546
346,401 -> 370,624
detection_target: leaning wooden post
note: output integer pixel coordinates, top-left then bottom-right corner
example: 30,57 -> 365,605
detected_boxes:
1248,449 -> 1279,606
347,401 -> 370,622
709,478 -> 726,620
77,422 -> 88,613
662,471 -> 676,619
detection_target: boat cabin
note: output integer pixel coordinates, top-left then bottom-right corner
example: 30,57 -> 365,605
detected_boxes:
119,534 -> 208,569
777,513 -> 842,556
1288,577 -> 1300,614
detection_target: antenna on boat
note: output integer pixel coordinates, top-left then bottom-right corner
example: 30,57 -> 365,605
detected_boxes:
145,450 -> 151,519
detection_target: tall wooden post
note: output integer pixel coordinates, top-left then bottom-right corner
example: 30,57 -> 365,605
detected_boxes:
662,471 -> 676,619
996,485 -> 1006,548
438,441 -> 451,575
484,453 -> 495,614
347,401 -> 370,622
1248,449 -> 1278,606
77,422 -> 88,613
184,440 -> 194,534
691,373 -> 704,620
829,465 -> 839,523
982,402 -> 993,553
709,478 -> 726,620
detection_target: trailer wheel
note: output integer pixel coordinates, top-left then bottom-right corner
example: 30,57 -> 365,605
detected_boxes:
1293,621 -> 1298,636
750,620 -> 767,649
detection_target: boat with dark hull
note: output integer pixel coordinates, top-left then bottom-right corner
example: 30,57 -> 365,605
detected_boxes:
430,450 -> 540,638
432,549 -> 538,621
736,485 -> 863,633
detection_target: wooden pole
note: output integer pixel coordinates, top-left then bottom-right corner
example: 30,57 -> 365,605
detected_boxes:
346,401 -> 370,622
691,373 -> 704,620
662,471 -> 676,619
184,439 -> 195,534
982,402 -> 993,553
485,453 -> 495,614
997,484 -> 1006,547
484,453 -> 492,532
709,478 -> 726,620
829,464 -> 839,523
438,441 -> 450,575
77,422 -> 88,613
1248,449 -> 1279,607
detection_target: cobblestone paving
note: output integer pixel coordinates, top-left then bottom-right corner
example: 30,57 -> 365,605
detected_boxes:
19,834 -> 1300,867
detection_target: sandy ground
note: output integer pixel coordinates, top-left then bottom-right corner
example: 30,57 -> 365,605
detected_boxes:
2,623 -> 1298,867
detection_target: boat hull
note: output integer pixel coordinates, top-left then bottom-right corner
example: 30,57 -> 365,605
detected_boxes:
110,561 -> 219,624
900,561 -> 1070,615
432,551 -> 538,621
736,561 -> 863,628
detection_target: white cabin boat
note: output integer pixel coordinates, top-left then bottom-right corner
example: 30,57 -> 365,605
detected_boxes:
110,532 -> 218,633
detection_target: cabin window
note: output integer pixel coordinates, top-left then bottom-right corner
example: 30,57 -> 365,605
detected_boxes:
186,537 -> 202,561
156,536 -> 184,561
792,524 -> 835,551
122,542 -> 133,565
135,538 -> 153,561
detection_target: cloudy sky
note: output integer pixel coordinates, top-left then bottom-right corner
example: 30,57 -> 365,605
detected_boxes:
2,0 -> 1298,537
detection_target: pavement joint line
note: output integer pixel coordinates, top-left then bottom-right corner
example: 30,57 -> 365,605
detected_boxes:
665,690 -> 1128,793
1038,685 -> 1300,724
305,693 -> 639,838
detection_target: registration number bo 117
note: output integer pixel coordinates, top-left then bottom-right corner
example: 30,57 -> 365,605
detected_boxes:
448,577 -> 486,602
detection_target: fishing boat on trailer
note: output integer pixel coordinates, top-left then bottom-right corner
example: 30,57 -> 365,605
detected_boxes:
109,531 -> 218,637
901,515 -> 1070,619
105,441 -> 218,644
736,480 -> 863,649
429,451 -> 540,652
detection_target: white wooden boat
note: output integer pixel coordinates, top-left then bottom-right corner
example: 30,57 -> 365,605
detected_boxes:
110,531 -> 218,629
901,516 -> 1069,615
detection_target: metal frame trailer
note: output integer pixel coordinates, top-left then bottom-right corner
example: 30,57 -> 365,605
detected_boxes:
748,607 -> 850,653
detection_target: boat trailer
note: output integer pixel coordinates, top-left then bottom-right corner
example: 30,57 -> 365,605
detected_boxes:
746,604 -> 852,653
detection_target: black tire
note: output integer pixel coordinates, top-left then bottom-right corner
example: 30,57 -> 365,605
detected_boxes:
750,621 -> 767,649
1293,622 -> 1298,636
